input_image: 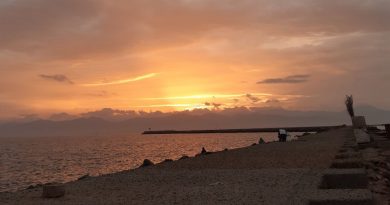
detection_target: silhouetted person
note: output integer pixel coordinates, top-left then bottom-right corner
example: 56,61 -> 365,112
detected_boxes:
278,129 -> 287,142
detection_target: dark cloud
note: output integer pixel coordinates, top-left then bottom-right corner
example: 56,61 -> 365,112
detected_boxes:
205,102 -> 222,109
49,112 -> 78,121
1,0 -> 389,60
257,74 -> 310,84
86,91 -> 116,98
245,94 -> 261,103
81,108 -> 138,121
39,74 -> 74,84
265,99 -> 280,103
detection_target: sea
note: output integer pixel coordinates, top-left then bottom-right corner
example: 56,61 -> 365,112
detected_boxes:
0,132 -> 290,192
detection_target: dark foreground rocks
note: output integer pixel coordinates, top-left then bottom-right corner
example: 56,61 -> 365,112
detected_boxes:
140,159 -> 154,167
42,183 -> 65,198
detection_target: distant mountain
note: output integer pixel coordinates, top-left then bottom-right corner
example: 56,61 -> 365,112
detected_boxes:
0,105 -> 388,137
354,105 -> 390,124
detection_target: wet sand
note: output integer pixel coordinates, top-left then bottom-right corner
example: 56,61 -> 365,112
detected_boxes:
0,128 -> 359,204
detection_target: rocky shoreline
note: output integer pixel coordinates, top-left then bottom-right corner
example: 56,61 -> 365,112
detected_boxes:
1,127 -> 389,204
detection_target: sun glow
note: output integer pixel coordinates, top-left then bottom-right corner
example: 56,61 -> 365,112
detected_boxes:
134,103 -> 205,108
81,73 -> 158,87
140,93 -> 274,100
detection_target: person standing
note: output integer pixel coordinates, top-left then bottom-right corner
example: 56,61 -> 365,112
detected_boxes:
278,129 -> 287,142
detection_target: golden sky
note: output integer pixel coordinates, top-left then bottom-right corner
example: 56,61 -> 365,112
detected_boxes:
0,0 -> 389,119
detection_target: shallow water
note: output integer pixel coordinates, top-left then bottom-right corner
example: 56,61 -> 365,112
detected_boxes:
0,133 -> 284,192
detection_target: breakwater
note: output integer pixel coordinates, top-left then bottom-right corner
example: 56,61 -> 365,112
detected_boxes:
143,125 -> 346,135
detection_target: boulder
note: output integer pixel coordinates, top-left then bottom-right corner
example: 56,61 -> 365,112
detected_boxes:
354,129 -> 370,144
77,174 -> 89,181
258,138 -> 265,144
27,184 -> 42,190
42,183 -> 65,198
352,116 -> 367,129
140,159 -> 154,167
195,147 -> 214,157
201,147 -> 207,154
179,155 -> 189,160
163,159 -> 173,163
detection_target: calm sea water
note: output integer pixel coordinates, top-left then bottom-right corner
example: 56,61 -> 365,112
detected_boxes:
0,133 -> 284,192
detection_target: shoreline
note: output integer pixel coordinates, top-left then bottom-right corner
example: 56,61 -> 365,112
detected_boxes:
1,132 -> 276,193
1,132 -> 288,194
1,127 -> 389,204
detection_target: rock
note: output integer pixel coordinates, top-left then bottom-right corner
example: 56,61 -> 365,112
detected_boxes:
352,116 -> 367,129
374,174 -> 383,181
251,143 -> 257,146
371,183 -> 388,195
354,129 -> 370,143
42,183 -> 65,198
77,174 -> 89,181
223,148 -> 228,151
258,138 -> 265,144
27,183 -> 42,190
209,182 -> 223,186
140,159 -> 154,167
381,150 -> 390,157
179,155 -> 189,160
26,184 -> 43,189
201,147 -> 207,154
163,159 -> 173,163
381,170 -> 390,180
196,147 -> 209,156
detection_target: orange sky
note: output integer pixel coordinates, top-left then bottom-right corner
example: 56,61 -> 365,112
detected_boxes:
0,0 -> 389,119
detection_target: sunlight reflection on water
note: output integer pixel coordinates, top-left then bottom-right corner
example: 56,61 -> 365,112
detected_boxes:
0,133 -> 283,192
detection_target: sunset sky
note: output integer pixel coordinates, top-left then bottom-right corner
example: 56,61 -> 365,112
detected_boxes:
0,0 -> 389,119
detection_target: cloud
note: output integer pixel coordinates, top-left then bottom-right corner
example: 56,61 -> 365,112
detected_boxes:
141,93 -> 272,100
204,102 -> 223,109
81,108 -> 138,120
257,74 -> 310,84
135,104 -> 205,108
265,99 -> 280,103
86,90 -> 116,98
49,112 -> 78,121
1,0 -> 389,60
245,94 -> 261,103
39,74 -> 74,84
81,73 -> 157,86
1,0 -> 390,116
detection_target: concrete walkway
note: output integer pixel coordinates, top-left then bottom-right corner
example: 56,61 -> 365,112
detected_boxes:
1,127 -> 367,205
